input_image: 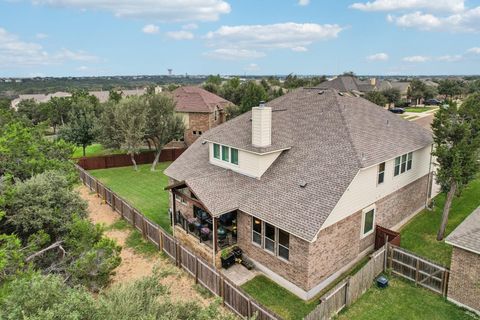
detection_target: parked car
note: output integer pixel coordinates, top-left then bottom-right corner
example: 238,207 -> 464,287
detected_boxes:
425,99 -> 442,106
389,107 -> 405,114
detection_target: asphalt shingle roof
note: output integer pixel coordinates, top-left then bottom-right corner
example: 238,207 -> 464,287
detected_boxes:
446,206 -> 480,255
173,86 -> 231,113
164,88 -> 432,242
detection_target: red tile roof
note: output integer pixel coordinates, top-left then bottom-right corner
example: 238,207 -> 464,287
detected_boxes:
173,86 -> 231,113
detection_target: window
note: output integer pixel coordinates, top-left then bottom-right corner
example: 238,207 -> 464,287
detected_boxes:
378,162 -> 385,184
278,229 -> 290,260
213,144 -> 220,159
252,217 -> 262,246
175,194 -> 181,202
222,146 -> 230,161
264,223 -> 276,253
394,152 -> 413,176
193,130 -> 197,135
231,148 -> 238,165
362,209 -> 375,236
198,131 -> 202,135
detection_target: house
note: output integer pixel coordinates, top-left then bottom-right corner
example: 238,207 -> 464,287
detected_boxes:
164,88 -> 434,300
172,86 -> 233,146
445,207 -> 480,315
317,75 -> 375,95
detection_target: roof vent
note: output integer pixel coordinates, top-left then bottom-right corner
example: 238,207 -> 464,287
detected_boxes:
201,140 -> 207,145
386,119 -> 390,126
300,181 -> 307,188
318,90 -> 324,95
361,152 -> 366,161
338,92 -> 344,96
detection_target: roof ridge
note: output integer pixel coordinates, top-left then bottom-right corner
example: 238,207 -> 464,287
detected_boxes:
333,92 -> 363,168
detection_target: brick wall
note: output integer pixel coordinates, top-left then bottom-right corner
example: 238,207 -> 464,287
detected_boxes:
448,247 -> 480,313
185,113 -> 213,146
376,174 -> 430,229
237,210 -> 310,290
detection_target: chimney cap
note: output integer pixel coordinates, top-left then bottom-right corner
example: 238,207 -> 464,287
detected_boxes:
259,101 -> 266,108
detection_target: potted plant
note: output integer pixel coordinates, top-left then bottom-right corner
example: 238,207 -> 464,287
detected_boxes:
220,248 -> 235,269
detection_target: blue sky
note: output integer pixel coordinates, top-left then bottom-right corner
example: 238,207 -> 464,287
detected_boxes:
1,0 -> 479,77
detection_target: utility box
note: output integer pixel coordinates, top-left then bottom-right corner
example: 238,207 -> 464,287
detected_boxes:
377,275 -> 389,288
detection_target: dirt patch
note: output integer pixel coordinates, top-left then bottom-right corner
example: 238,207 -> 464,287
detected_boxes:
77,185 -> 211,305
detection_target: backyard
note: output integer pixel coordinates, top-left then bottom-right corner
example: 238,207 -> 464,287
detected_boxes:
400,176 -> 480,266
72,143 -> 123,158
335,277 -> 478,320
405,106 -> 438,113
89,162 -> 172,233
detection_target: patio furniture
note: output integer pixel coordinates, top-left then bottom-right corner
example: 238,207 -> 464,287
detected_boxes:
200,227 -> 210,241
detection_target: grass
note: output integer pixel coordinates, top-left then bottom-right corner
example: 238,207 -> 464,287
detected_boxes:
89,162 -> 172,233
72,143 -> 124,158
400,176 -> 480,266
108,219 -> 130,231
405,107 -> 438,113
125,229 -> 159,257
336,277 -> 478,320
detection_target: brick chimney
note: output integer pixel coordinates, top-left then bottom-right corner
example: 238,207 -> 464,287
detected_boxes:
252,101 -> 272,148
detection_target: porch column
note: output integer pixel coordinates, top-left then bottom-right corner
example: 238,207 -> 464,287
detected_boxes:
171,190 -> 177,231
212,217 -> 218,265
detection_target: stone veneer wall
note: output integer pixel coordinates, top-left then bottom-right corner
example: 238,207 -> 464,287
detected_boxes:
376,174 -> 430,229
174,226 -> 213,263
237,211 -> 310,290
448,247 -> 480,313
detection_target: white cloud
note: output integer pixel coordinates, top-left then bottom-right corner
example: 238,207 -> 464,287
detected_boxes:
437,54 -> 463,62
291,46 -> 308,52
205,22 -> 342,58
182,23 -> 198,30
77,65 -> 89,71
402,55 -> 430,62
467,47 -> 480,54
30,0 -> 231,22
298,0 -> 310,6
367,52 -> 389,61
244,63 -> 259,71
350,0 -> 465,13
142,24 -> 159,34
35,33 -> 48,39
166,30 -> 194,40
0,28 -> 98,67
204,48 -> 266,60
386,6 -> 480,32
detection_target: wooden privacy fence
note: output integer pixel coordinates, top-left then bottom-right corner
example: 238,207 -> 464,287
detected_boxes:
387,244 -> 449,296
77,165 -> 279,320
76,147 -> 186,170
304,246 -> 387,320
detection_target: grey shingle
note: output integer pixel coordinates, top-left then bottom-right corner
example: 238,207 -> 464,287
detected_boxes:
446,206 -> 480,254
164,88 -> 432,242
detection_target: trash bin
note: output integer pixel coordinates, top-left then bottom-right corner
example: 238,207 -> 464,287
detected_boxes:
377,275 -> 389,288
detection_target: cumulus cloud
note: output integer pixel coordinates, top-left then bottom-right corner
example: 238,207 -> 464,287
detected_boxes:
182,23 -> 198,30
29,0 -> 231,22
437,54 -> 463,62
467,47 -> 480,54
244,63 -> 259,71
350,0 -> 465,13
0,28 -> 98,67
142,24 -> 159,34
166,30 -> 194,40
204,48 -> 266,60
367,52 -> 389,61
291,46 -> 308,52
298,0 -> 310,6
402,55 -> 430,62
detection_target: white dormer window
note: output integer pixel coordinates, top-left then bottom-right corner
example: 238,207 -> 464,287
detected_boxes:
213,143 -> 220,159
222,146 -> 230,161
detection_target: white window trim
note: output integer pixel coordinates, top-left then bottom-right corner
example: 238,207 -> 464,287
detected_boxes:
377,162 -> 385,185
360,205 -> 376,239
230,148 -> 239,166
251,218 -> 290,261
394,152 -> 413,177
252,217 -> 263,248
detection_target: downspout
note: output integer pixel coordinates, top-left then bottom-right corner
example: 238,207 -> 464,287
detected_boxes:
425,143 -> 434,209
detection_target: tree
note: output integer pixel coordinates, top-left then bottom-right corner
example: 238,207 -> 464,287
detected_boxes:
47,97 -> 71,133
432,95 -> 480,240
381,88 -> 401,106
239,81 -> 268,114
17,99 -> 45,125
438,79 -> 465,99
145,94 -> 184,171
364,91 -> 387,107
407,79 -> 427,105
60,97 -> 97,157
108,89 -> 123,103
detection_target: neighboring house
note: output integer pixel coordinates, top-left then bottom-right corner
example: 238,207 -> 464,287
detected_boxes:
317,75 -> 375,95
164,88 -> 434,300
376,80 -> 411,99
445,207 -> 480,315
172,86 -> 232,146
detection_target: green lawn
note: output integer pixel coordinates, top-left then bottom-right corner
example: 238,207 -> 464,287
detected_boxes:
89,163 -> 172,233
336,277 -> 478,320
241,275 -> 317,320
72,143 -> 123,158
400,177 -> 480,266
405,107 -> 438,113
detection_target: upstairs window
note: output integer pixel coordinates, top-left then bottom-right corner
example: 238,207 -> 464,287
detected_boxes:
378,162 -> 385,185
222,146 -> 230,161
231,148 -> 238,165
394,152 -> 413,177
213,144 -> 220,159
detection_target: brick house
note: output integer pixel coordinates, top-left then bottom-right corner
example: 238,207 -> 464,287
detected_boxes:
446,207 -> 480,315
164,88 -> 434,299
172,86 -> 233,146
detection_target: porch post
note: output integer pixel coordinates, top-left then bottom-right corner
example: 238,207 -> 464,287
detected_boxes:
171,190 -> 177,232
212,217 -> 218,265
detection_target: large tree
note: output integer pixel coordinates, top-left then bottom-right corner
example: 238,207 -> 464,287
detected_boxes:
364,91 -> 387,107
438,79 -> 466,99
407,79 -> 427,105
145,94 -> 184,171
432,94 -> 480,240
381,88 -> 401,107
60,97 -> 97,157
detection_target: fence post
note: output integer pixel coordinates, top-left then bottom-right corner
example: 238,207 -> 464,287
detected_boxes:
142,218 -> 147,239
111,195 -> 116,212
383,243 -> 388,272
415,258 -> 420,285
194,257 -> 198,284
344,277 -> 351,307
389,244 -> 394,269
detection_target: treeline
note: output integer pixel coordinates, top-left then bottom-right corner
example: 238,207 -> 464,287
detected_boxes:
0,100 -> 234,319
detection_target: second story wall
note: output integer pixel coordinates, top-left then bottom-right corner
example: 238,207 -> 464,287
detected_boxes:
321,145 -> 432,230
